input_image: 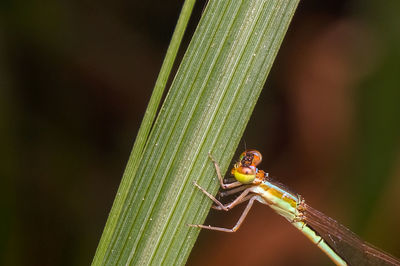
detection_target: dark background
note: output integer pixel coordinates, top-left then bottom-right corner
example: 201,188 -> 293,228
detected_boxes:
1,0 -> 399,265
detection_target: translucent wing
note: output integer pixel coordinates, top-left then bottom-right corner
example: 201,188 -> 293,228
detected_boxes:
302,204 -> 400,266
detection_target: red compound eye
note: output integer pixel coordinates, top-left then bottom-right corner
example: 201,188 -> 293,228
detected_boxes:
244,149 -> 262,166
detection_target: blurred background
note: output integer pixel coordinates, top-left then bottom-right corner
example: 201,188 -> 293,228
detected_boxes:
1,0 -> 399,265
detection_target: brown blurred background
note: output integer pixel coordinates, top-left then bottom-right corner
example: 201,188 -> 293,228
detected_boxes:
1,0 -> 399,265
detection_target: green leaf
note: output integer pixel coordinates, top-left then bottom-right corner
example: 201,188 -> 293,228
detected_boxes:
92,0 -> 299,265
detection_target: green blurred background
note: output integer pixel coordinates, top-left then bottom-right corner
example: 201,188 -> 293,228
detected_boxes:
1,0 -> 399,265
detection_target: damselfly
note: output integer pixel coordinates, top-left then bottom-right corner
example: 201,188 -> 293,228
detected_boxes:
189,150 -> 400,265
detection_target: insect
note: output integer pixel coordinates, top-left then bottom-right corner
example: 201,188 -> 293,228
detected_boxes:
189,150 -> 400,265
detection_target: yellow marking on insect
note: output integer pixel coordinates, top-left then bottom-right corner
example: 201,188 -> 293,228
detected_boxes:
259,183 -> 297,208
